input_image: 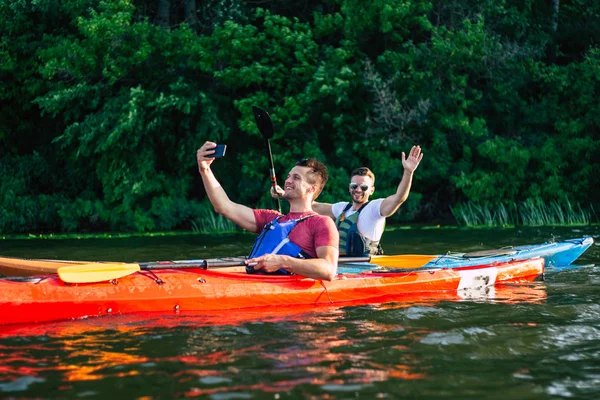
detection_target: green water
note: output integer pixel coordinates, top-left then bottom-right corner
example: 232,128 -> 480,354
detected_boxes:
0,226 -> 599,399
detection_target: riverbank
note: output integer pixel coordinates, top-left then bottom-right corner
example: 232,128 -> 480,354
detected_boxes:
2,223 -> 598,241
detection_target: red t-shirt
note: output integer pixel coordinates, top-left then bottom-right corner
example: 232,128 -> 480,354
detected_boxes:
252,210 -> 339,258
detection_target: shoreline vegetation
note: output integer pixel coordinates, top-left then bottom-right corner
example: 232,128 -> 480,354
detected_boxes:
2,1 -> 599,237
451,199 -> 598,228
1,200 -> 597,240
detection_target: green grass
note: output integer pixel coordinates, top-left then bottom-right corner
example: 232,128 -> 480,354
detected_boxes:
451,199 -> 597,227
0,229 -> 247,240
1,231 -> 194,240
190,211 -> 237,234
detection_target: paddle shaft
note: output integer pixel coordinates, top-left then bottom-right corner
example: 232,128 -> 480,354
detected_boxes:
139,256 -> 372,270
252,106 -> 282,213
56,255 -> 431,283
140,260 -> 241,270
264,137 -> 282,213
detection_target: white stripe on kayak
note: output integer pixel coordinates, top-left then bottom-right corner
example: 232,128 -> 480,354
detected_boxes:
457,267 -> 498,290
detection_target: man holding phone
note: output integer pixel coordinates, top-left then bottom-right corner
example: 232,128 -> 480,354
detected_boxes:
271,145 -> 424,257
212,144 -> 227,158
196,141 -> 339,281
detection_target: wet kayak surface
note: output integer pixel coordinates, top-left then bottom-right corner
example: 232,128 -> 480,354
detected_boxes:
0,226 -> 598,398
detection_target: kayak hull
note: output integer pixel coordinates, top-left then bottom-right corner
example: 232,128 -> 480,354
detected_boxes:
0,258 -> 544,325
0,281 -> 550,337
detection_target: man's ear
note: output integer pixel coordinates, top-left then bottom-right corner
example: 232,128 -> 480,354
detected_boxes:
370,186 -> 375,194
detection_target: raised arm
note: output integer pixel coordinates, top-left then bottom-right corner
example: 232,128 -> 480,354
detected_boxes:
380,145 -> 424,217
197,141 -> 257,232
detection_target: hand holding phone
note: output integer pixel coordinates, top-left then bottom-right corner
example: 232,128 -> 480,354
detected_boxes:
211,144 -> 227,158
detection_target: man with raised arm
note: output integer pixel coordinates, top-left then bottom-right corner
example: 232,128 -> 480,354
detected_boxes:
197,141 -> 339,281
272,145 -> 424,257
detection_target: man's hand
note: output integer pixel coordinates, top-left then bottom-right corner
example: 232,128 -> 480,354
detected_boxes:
246,254 -> 288,274
402,145 -> 423,173
270,185 -> 285,198
197,141 -> 218,173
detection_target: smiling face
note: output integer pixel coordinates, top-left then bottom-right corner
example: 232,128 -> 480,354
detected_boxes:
283,166 -> 318,201
348,174 -> 375,205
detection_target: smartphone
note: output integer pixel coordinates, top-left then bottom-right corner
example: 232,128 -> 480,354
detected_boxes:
211,144 -> 227,158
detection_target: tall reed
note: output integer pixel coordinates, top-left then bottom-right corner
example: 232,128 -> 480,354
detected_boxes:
191,206 -> 237,234
451,199 -> 595,227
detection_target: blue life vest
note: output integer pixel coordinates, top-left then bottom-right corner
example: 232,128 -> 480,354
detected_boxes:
246,214 -> 315,275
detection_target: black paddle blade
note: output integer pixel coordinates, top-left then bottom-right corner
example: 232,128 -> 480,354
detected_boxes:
252,106 -> 274,139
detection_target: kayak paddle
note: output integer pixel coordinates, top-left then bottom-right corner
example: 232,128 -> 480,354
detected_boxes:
370,254 -> 438,268
252,105 -> 282,213
57,254 -> 438,283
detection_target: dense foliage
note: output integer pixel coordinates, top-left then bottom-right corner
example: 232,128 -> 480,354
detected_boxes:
1,0 -> 598,233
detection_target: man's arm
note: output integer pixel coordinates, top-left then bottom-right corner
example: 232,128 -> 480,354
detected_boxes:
197,141 -> 257,232
246,245 -> 339,281
380,145 -> 424,217
312,202 -> 334,219
271,185 -> 335,220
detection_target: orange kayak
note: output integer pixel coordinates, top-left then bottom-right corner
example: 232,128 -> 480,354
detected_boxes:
0,258 -> 544,326
0,283 -> 549,337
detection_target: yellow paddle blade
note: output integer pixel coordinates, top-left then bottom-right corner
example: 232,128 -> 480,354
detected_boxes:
369,254 -> 438,268
58,263 -> 140,283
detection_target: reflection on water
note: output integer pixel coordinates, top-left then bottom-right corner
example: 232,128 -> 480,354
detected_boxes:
0,226 -> 598,398
0,283 -> 551,397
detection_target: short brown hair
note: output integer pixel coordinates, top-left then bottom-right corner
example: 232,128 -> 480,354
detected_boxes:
296,158 -> 328,199
350,167 -> 375,184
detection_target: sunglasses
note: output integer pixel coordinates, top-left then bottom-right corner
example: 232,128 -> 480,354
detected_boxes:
349,182 -> 370,191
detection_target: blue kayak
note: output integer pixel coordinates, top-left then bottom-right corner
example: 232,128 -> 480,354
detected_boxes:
339,237 -> 594,274
428,237 -> 594,267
